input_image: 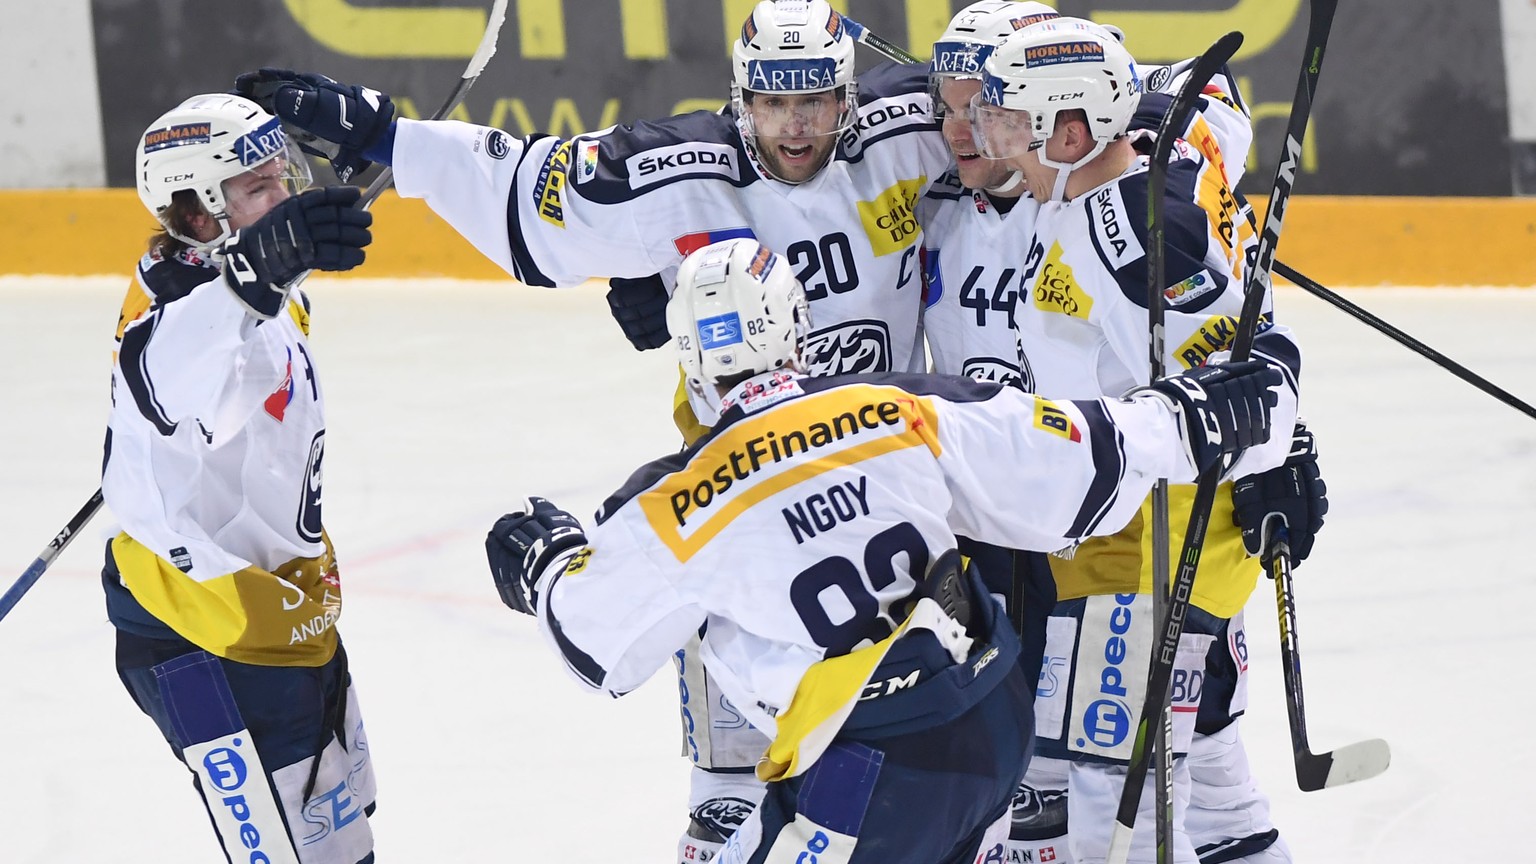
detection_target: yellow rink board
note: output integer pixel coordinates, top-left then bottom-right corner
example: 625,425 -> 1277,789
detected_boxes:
2,189 -> 1533,286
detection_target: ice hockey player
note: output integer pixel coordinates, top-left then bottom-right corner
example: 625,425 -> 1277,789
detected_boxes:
963,18 -> 1325,864
922,9 -> 1326,864
101,93 -> 378,863
484,236 -> 1283,864
235,2 -> 953,857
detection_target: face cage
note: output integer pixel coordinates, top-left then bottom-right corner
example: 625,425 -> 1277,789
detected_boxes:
968,95 -> 1041,161
732,82 -> 858,144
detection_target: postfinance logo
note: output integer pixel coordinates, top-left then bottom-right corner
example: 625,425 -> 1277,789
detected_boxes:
1032,242 -> 1093,320
858,177 -> 926,256
640,387 -> 941,562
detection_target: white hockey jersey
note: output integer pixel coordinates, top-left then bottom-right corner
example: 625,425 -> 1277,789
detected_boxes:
1007,66 -> 1303,616
390,62 -> 950,380
528,369 -> 1197,777
103,249 -> 342,667
919,176 -> 1041,385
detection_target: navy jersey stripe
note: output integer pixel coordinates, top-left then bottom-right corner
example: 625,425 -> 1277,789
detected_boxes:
1102,165 -> 1228,314
1064,400 -> 1127,539
506,134 -> 558,288
119,311 -> 179,436
545,592 -> 609,688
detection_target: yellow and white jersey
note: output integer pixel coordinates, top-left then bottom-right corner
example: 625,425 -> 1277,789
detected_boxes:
390,62 -> 949,383
530,369 -> 1193,769
103,249 -> 341,667
1017,70 -> 1301,616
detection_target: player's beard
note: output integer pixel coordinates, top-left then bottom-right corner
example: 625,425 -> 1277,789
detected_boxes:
752,133 -> 838,184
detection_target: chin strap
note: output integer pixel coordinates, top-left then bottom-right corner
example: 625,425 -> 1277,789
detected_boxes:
1041,139 -> 1111,202
986,170 -> 1026,196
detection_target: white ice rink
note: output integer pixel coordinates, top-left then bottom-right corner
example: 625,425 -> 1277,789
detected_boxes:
2,277 -> 1532,862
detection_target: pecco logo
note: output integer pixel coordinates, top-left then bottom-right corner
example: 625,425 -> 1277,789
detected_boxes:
1078,593 -> 1135,749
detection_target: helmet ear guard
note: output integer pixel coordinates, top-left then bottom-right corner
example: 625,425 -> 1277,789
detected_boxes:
667,238 -> 811,391
135,93 -> 312,248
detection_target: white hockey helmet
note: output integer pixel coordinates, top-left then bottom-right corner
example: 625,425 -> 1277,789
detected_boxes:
929,1 -> 1059,114
731,2 -> 859,151
971,18 -> 1142,198
135,93 -> 312,248
667,238 -> 810,390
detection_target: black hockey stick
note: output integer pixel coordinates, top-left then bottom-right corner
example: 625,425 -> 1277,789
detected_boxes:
1105,30 -> 1246,864
0,1 -> 509,625
839,15 -> 922,65
1274,260 -> 1536,421
0,490 -> 104,622
1269,530 -> 1391,791
1109,4 -> 1339,858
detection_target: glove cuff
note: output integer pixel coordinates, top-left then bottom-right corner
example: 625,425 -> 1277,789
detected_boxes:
526,528 -> 589,610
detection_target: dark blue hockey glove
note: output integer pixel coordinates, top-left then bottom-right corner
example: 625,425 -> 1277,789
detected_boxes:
1134,360 -> 1281,476
1233,421 -> 1328,565
221,185 -> 371,319
235,68 -> 395,183
486,497 -> 588,616
606,274 -> 672,350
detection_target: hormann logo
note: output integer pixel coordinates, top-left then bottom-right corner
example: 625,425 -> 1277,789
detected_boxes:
626,141 -> 739,190
143,122 -> 211,153
640,388 -> 940,562
1024,41 -> 1105,68
857,176 -> 926,256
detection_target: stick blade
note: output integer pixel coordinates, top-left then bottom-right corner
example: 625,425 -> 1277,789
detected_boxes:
1296,737 -> 1392,792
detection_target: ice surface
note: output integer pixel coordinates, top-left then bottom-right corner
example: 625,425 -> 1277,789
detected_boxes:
2,277 -> 1531,861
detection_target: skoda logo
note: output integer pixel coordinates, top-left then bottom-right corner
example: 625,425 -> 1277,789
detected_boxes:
487,130 -> 511,160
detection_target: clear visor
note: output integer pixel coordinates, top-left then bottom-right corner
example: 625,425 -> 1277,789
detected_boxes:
968,93 -> 1039,160
735,87 -> 854,141
218,142 -> 313,225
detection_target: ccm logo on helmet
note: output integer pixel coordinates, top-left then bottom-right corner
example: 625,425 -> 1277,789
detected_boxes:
1047,92 -> 1086,102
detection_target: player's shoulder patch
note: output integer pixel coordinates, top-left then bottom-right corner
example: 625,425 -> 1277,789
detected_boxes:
844,62 -> 938,157
136,245 -> 220,307
1084,181 -> 1145,272
1097,166 -> 1229,312
573,111 -> 752,204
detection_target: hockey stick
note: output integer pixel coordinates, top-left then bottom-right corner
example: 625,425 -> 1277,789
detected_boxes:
1274,260 -> 1536,421
838,15 -> 922,65
1269,530 -> 1392,790
1108,31 -> 1247,864
1108,5 -> 1339,859
0,1 -> 509,625
0,490 -> 104,622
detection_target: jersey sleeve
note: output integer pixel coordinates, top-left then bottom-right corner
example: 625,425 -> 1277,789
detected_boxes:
390,113 -> 756,288
532,504 -> 706,697
116,276 -> 289,445
912,378 -> 1190,551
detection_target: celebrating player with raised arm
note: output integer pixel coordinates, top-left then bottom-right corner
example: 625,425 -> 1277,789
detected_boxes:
236,2 -> 950,857
483,237 -> 1282,864
103,94 -> 377,863
921,8 -> 1324,864
961,19 -> 1321,864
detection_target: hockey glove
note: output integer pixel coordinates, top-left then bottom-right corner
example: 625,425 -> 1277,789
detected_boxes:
235,68 -> 395,183
1132,359 -> 1280,477
221,185 -> 371,319
486,497 -> 588,616
1233,421 -> 1328,565
606,274 -> 672,351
